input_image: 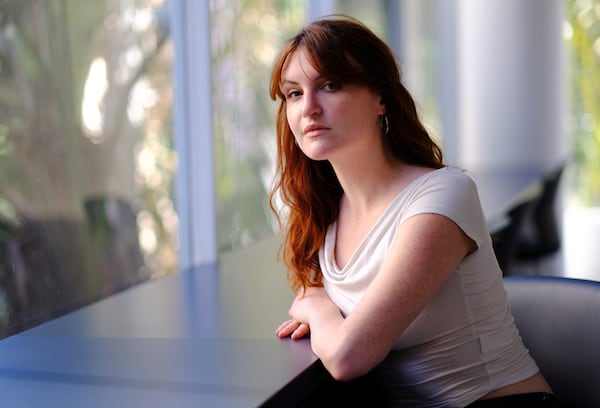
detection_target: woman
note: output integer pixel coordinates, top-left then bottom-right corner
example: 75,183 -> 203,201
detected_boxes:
269,16 -> 557,407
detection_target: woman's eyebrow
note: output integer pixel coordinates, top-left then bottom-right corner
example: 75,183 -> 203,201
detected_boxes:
281,79 -> 299,86
281,74 -> 326,86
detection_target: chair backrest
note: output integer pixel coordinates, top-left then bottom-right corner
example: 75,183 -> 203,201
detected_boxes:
517,163 -> 566,259
504,275 -> 600,408
491,197 -> 537,275
533,163 -> 565,241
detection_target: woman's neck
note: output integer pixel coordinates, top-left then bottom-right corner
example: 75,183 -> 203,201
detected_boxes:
332,155 -> 412,214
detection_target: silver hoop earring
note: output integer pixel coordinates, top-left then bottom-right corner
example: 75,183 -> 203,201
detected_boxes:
380,114 -> 390,135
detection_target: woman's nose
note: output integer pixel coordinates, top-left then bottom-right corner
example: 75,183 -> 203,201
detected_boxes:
302,92 -> 322,117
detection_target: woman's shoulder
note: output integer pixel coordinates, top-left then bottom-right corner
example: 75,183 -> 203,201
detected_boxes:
401,166 -> 481,214
411,166 -> 477,192
433,165 -> 473,180
383,166 -> 479,216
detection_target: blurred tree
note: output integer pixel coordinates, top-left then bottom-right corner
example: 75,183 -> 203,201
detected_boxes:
0,0 -> 177,337
568,0 -> 600,205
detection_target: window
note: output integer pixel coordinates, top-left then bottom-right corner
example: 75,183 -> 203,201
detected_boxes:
0,0 -> 177,338
209,0 -> 305,252
565,0 -> 600,206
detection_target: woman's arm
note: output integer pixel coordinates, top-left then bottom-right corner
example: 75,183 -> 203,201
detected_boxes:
280,212 -> 476,382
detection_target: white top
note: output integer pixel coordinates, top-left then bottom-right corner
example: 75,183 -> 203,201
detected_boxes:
318,166 -> 539,407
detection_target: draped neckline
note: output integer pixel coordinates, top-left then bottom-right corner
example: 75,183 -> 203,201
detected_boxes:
325,167 -> 446,275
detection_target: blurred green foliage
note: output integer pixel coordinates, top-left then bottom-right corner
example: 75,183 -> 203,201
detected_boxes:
0,0 -> 176,337
210,0 -> 304,251
568,0 -> 600,205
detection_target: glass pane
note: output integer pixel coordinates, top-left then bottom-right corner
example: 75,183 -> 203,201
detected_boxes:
337,0 -> 387,34
210,0 -> 305,252
339,0 -> 443,146
395,0 -> 442,143
565,0 -> 600,206
0,0 -> 177,338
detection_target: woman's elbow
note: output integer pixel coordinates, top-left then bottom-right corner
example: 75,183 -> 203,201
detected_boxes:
320,352 -> 373,382
327,364 -> 367,382
313,335 -> 384,381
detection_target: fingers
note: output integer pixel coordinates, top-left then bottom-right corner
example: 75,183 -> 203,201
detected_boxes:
276,319 -> 298,338
275,319 -> 310,339
291,322 -> 310,339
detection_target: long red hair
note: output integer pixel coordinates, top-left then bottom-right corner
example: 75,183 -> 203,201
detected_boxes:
269,17 -> 443,292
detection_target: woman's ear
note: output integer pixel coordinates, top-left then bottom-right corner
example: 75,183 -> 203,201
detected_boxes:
378,93 -> 386,114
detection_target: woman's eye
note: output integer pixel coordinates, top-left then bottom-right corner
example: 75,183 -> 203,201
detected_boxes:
286,90 -> 301,99
323,82 -> 340,91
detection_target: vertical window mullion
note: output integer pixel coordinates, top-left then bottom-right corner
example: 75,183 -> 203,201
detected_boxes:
171,0 -> 217,270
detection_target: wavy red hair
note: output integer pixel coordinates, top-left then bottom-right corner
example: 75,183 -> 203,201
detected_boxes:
269,17 -> 443,292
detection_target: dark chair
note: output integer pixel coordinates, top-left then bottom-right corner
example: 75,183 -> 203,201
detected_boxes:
492,197 -> 538,275
504,275 -> 600,408
516,163 -> 566,261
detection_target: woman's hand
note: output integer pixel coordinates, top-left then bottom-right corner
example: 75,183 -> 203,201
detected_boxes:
289,286 -> 332,321
276,286 -> 339,340
276,318 -> 310,339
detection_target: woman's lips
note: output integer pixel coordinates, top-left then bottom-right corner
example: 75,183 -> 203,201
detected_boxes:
303,124 -> 330,137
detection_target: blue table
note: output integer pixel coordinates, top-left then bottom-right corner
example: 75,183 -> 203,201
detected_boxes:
0,239 -> 325,407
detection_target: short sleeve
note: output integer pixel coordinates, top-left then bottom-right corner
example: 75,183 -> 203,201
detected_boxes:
400,167 -> 489,249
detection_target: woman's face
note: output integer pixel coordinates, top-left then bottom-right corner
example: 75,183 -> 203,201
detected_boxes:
280,48 -> 385,162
